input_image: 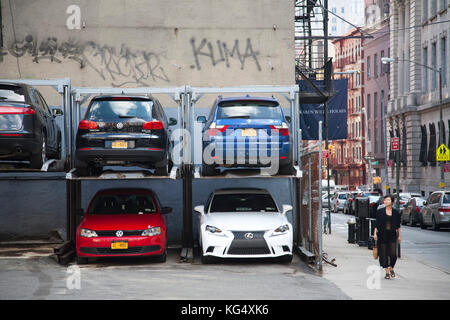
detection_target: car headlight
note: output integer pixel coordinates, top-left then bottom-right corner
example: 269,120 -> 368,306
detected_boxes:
141,227 -> 161,236
80,228 -> 98,238
271,224 -> 290,236
205,225 -> 222,234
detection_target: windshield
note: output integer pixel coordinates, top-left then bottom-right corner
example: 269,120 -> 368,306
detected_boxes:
0,85 -> 26,102
216,101 -> 282,120
443,193 -> 450,204
88,194 -> 158,215
209,193 -> 278,213
86,99 -> 153,121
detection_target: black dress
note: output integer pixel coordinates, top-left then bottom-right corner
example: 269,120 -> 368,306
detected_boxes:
375,208 -> 400,269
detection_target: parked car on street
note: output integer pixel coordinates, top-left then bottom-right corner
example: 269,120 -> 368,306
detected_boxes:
75,95 -> 177,176
331,191 -> 349,213
76,188 -> 171,264
420,191 -> 450,230
0,82 -> 63,169
401,197 -> 426,226
194,188 -> 293,263
197,96 -> 293,176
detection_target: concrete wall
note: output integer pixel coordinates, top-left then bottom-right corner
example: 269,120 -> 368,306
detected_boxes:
0,0 -> 294,105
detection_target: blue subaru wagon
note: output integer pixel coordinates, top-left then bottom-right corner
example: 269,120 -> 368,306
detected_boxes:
197,96 -> 293,175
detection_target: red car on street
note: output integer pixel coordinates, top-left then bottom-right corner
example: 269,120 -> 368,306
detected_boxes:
76,188 -> 171,264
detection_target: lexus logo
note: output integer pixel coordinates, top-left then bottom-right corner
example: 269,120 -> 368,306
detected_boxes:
244,233 -> 254,240
116,230 -> 124,237
116,122 -> 124,129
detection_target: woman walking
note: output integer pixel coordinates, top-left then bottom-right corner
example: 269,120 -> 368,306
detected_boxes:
373,195 -> 402,279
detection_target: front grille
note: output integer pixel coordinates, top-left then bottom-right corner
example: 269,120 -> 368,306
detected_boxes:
80,245 -> 161,255
95,230 -> 144,237
227,231 -> 270,255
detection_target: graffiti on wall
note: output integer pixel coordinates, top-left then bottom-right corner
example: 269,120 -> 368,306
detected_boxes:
0,35 -> 170,87
190,37 -> 261,71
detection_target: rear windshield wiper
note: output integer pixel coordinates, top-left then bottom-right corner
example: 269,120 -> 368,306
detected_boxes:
225,115 -> 251,119
118,115 -> 138,118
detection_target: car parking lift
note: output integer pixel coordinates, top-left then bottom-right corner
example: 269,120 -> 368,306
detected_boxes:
1,80 -> 309,266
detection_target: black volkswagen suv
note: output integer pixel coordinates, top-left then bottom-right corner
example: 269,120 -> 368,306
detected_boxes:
75,95 -> 176,176
0,82 -> 63,169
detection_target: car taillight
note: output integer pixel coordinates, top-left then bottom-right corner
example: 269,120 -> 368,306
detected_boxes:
143,120 -> 164,130
269,124 -> 289,136
438,208 -> 450,213
416,206 -> 421,213
78,120 -> 98,130
0,106 -> 35,114
370,203 -> 375,207
208,124 -> 228,136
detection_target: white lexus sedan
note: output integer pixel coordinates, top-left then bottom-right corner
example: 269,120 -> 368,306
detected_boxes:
195,188 -> 293,263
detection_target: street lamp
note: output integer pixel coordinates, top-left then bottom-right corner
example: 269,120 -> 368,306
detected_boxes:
382,57 -> 444,205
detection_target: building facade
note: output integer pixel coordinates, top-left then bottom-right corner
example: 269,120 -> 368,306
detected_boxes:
330,28 -> 367,188
387,0 -> 450,196
362,0 -> 391,192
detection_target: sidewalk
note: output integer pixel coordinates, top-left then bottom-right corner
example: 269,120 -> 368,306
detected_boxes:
321,230 -> 450,300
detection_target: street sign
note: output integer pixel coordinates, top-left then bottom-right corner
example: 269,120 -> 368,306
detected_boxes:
391,137 -> 400,151
322,150 -> 329,159
436,144 -> 450,161
373,176 -> 382,184
439,182 -> 445,188
444,163 -> 450,173
371,161 -> 379,165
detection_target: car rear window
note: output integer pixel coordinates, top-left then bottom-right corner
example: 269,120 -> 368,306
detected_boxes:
0,85 -> 26,102
443,193 -> 450,204
86,99 -> 153,121
338,194 -> 347,199
210,193 -> 278,213
216,101 -> 282,120
88,194 -> 158,215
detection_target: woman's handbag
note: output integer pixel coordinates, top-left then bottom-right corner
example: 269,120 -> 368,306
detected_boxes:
372,245 -> 378,260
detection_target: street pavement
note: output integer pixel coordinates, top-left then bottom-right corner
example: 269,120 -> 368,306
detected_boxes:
321,212 -> 450,299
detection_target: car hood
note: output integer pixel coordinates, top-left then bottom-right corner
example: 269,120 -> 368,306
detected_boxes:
81,214 -> 163,230
203,211 -> 288,231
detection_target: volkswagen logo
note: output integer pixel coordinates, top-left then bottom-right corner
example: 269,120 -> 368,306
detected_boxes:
116,230 -> 124,237
116,122 -> 124,129
244,232 -> 254,240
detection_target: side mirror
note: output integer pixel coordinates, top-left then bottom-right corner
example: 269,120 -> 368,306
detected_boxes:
196,116 -> 207,124
285,116 -> 291,123
194,205 -> 205,215
161,207 -> 172,214
168,118 -> 177,126
52,108 -> 64,117
77,208 -> 85,216
281,204 -> 293,215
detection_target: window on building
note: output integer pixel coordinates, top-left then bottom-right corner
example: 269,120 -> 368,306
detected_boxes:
380,50 -> 385,74
432,42 -> 437,90
367,56 -> 371,78
423,47 -> 429,92
341,7 -> 345,13
427,123 -> 437,166
440,0 -> 448,10
441,37 -> 447,86
374,92 -> 378,119
374,54 -> 378,77
419,125 -> 428,166
367,94 -> 371,119
431,0 -> 437,15
423,0 -> 429,21
374,122 -> 378,154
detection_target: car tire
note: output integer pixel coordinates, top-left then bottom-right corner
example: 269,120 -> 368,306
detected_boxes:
30,132 -> 47,169
202,162 -> 216,176
278,254 -> 293,264
199,243 -> 212,264
409,214 -> 415,227
420,217 -> 427,229
431,216 -> 440,231
155,152 -> 170,176
278,160 -> 294,175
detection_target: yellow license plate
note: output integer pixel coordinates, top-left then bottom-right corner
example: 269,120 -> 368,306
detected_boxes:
112,140 -> 128,149
111,241 -> 128,250
241,128 -> 257,137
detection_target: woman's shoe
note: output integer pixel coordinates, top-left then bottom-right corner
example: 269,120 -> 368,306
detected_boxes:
385,273 -> 390,279
390,269 -> 396,278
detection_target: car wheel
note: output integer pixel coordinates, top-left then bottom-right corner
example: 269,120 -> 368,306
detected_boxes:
420,217 -> 427,229
278,254 -> 293,264
431,216 -> 440,231
202,162 -> 216,176
278,160 -> 294,175
401,215 -> 407,226
30,132 -> 47,169
155,153 -> 170,176
199,243 -> 212,264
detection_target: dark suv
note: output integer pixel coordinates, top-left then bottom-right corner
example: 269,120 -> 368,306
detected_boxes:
75,95 -> 177,176
0,82 -> 63,169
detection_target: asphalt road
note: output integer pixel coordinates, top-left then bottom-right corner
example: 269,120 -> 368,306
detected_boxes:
329,211 -> 450,274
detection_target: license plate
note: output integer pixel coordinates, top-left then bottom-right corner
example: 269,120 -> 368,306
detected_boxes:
112,140 -> 128,149
241,128 -> 257,137
111,241 -> 128,250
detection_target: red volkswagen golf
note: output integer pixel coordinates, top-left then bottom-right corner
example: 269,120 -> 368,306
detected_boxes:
76,188 -> 171,264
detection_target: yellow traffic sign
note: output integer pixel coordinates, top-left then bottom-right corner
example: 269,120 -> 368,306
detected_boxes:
436,144 -> 450,161
439,182 -> 445,188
